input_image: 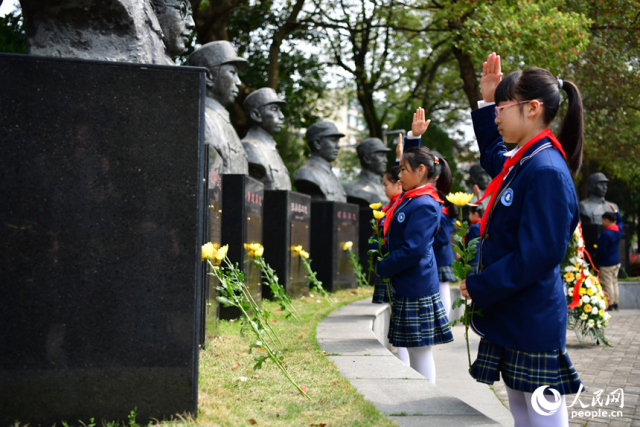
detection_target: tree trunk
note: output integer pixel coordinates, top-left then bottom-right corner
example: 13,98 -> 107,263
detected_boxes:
452,45 -> 481,111
266,0 -> 305,89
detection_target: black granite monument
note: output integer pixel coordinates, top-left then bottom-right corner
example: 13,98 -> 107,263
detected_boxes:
220,175 -> 264,319
0,53 -> 205,424
263,191 -> 312,298
202,147 -> 224,346
309,202 -> 359,292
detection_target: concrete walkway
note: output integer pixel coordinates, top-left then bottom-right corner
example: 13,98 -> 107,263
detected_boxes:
317,298 -> 507,426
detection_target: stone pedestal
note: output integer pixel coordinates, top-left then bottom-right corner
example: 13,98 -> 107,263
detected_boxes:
263,191 -> 311,299
221,175 -> 264,319
309,202 -> 359,292
202,147 -> 223,347
0,53 -> 205,425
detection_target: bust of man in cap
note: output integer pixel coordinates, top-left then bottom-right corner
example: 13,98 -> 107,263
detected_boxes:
469,163 -> 492,209
150,0 -> 195,64
189,41 -> 249,175
343,138 -> 390,206
241,88 -> 291,190
579,172 -> 619,224
294,121 -> 347,202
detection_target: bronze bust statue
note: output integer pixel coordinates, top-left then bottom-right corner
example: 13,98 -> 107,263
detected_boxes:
294,121 -> 347,202
579,172 -> 619,224
241,88 -> 292,190
150,0 -> 195,64
344,138 -> 390,206
189,41 -> 249,175
469,163 -> 492,209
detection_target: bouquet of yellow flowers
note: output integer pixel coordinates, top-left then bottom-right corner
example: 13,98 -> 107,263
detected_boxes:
563,224 -> 611,347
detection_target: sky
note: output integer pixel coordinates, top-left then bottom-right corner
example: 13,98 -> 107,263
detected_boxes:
0,0 -> 20,17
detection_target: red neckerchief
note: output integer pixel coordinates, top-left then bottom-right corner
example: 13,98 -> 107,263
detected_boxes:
382,193 -> 400,213
383,183 -> 443,236
442,207 -> 450,217
464,218 -> 482,244
476,129 -> 567,236
604,224 -> 620,232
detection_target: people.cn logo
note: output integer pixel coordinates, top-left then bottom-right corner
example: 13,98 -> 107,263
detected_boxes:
531,385 -> 563,416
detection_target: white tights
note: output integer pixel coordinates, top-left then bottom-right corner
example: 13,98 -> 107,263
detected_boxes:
439,282 -> 451,318
407,346 -> 436,384
396,346 -> 410,365
506,385 -> 569,427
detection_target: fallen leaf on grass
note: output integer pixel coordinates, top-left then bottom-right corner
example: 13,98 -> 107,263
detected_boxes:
301,386 -> 308,393
232,362 -> 242,371
309,294 -> 314,298
237,376 -> 248,382
310,424 -> 326,427
272,319 -> 277,323
253,375 -> 260,379
249,419 -> 258,425
316,300 -> 321,303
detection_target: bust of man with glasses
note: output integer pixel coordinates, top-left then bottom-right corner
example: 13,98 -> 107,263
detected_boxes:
294,121 -> 347,202
150,0 -> 195,64
189,41 -> 249,175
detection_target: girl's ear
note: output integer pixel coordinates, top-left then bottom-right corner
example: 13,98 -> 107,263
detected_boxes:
527,100 -> 543,118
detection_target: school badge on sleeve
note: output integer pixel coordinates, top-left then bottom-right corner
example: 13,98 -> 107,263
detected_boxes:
501,188 -> 514,206
397,212 -> 406,223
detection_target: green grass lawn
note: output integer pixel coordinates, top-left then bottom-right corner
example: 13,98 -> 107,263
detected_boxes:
190,287 -> 398,427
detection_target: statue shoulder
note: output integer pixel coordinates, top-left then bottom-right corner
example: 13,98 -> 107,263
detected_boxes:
241,139 -> 267,167
294,161 -> 321,183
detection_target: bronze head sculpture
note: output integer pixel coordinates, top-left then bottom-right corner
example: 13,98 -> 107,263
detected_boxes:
344,138 -> 390,206
241,88 -> 292,190
579,172 -> 619,224
150,0 -> 195,62
189,41 -> 249,174
293,121 -> 347,202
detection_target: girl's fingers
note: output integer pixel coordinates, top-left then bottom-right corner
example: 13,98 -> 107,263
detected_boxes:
482,61 -> 487,77
413,112 -> 417,124
496,55 -> 501,76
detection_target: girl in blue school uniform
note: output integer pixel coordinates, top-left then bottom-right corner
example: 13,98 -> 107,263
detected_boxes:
433,193 -> 458,318
460,53 -> 584,427
377,129 -> 454,384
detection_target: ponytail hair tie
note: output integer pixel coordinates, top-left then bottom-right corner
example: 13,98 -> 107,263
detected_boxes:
434,157 -> 439,164
558,78 -> 564,90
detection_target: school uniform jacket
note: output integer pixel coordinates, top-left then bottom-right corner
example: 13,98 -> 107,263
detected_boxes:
466,105 -> 580,353
377,194 -> 442,297
595,211 -> 624,267
434,213 -> 455,268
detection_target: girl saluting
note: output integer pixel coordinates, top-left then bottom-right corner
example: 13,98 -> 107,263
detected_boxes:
460,53 -> 584,426
377,129 -> 454,384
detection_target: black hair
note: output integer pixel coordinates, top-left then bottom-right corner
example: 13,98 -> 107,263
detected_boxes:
384,165 -> 400,184
495,68 -> 584,175
602,212 -> 617,223
469,205 -> 484,216
401,146 -> 452,195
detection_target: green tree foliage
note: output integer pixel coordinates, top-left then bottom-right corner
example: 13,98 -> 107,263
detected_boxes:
0,11 -> 27,54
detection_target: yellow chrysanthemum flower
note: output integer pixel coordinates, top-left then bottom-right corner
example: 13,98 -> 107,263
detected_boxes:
587,288 -> 594,296
456,220 -> 462,227
579,287 -> 586,296
343,241 -> 353,250
213,244 -> 228,265
369,202 -> 382,210
293,245 -> 303,252
446,192 -> 475,207
564,272 -> 575,283
202,242 -> 215,261
593,244 -> 598,249
254,246 -> 264,257
373,210 -> 386,220
583,304 -> 592,313
299,250 -> 310,259
599,309 -> 605,317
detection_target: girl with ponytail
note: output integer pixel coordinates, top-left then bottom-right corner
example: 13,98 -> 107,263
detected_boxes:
377,120 -> 455,383
460,52 -> 584,427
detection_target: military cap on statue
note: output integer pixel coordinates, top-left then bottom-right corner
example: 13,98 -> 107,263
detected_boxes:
188,40 -> 248,69
587,172 -> 609,186
243,88 -> 286,115
357,138 -> 390,158
306,121 -> 345,144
